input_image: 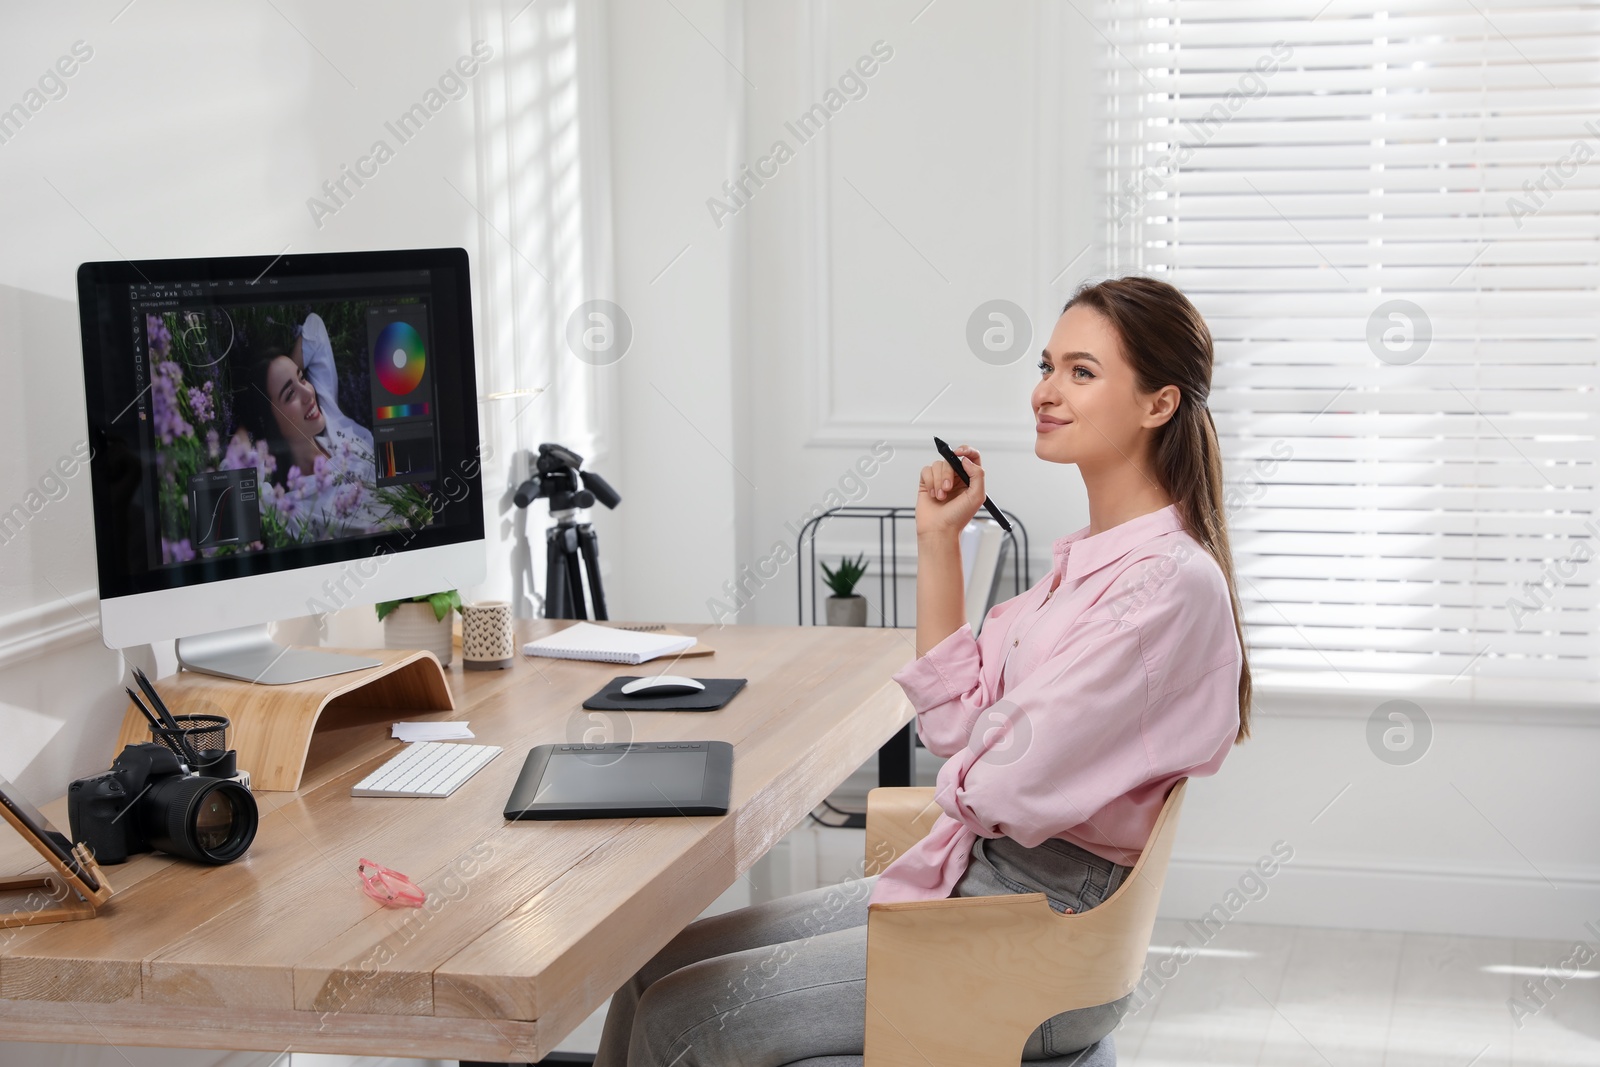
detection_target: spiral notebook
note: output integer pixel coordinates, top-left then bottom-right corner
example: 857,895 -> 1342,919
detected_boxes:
521,621 -> 697,664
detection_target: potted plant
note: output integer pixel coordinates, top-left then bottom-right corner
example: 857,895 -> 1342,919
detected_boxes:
377,590 -> 462,666
822,553 -> 870,627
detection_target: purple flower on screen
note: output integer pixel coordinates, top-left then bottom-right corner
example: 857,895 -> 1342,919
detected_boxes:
331,482 -> 363,517
146,314 -> 172,359
150,361 -> 192,444
220,433 -> 256,471
188,381 -> 214,423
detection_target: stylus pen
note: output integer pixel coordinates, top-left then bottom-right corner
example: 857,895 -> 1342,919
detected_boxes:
132,666 -> 183,732
124,686 -> 164,737
932,436 -> 1012,533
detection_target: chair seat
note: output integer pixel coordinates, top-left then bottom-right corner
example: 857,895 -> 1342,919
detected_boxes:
781,1032 -> 1116,1067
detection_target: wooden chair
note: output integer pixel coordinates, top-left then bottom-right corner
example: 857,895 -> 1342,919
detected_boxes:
859,778 -> 1188,1067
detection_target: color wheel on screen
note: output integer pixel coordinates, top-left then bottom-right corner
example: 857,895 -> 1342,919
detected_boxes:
374,321 -> 427,396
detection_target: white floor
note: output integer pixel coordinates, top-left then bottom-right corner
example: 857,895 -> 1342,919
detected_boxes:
1116,918 -> 1600,1067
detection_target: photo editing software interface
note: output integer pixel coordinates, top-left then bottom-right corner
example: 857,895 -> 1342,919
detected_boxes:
124,269 -> 444,567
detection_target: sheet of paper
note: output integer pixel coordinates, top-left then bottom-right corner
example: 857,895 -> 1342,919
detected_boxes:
392,721 -> 475,741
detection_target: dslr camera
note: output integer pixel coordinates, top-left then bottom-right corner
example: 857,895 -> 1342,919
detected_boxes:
68,742 -> 258,865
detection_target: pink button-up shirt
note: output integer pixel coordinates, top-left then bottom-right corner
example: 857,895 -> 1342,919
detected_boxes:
869,503 -> 1243,906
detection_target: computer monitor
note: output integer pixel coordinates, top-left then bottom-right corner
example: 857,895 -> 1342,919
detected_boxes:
76,247 -> 487,684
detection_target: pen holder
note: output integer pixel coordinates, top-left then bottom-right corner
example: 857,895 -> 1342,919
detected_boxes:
462,600 -> 515,670
149,714 -> 236,778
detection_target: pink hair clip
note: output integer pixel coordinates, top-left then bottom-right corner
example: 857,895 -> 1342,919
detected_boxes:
357,858 -> 426,908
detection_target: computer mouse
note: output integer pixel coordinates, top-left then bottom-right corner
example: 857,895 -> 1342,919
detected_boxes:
619,674 -> 707,697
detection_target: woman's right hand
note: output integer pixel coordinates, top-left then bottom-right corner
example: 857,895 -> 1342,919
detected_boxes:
916,444 -> 988,540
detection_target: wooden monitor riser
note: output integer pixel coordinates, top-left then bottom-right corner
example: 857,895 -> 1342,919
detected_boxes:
112,648 -> 454,792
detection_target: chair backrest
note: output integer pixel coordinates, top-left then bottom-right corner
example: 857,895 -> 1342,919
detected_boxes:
862,778 -> 1189,1067
1037,776 -> 1188,1010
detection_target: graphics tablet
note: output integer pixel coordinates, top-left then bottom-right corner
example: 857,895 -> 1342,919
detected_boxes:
503,740 -> 733,820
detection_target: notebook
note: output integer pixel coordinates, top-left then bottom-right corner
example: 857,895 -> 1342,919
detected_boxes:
521,621 -> 697,664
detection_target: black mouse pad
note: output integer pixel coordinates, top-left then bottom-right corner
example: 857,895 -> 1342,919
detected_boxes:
582,676 -> 747,711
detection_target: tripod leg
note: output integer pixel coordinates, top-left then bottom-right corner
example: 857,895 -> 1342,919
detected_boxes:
545,524 -> 572,619
577,524 -> 607,621
561,527 -> 588,621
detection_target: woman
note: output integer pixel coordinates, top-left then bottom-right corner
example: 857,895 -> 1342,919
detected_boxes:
228,324 -> 393,540
292,310 -> 375,459
593,276 -> 1251,1066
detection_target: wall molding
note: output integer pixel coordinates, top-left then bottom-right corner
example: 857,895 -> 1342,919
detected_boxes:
1163,854 -> 1600,943
0,590 -> 100,673
805,419 -> 1033,450
1252,678 -> 1600,728
800,0 -> 833,450
804,0 -> 1070,450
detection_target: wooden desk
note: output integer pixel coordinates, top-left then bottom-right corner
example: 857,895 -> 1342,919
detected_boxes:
0,620 -> 915,1061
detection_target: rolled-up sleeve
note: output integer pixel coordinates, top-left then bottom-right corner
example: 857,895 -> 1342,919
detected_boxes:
932,617 -> 1152,846
890,598 -> 1021,758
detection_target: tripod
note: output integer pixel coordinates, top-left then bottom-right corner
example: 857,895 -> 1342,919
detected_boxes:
512,443 -> 621,621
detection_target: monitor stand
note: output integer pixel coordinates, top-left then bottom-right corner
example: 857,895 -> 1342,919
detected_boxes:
115,646 -> 455,791
176,624 -> 382,685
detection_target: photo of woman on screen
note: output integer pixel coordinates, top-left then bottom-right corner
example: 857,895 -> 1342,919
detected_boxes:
148,304 -> 433,563
226,314 -> 404,542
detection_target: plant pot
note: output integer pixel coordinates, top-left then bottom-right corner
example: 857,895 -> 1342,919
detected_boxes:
384,602 -> 454,666
826,594 -> 868,627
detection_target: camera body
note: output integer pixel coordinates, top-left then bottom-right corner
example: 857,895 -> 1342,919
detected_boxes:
68,742 -> 257,866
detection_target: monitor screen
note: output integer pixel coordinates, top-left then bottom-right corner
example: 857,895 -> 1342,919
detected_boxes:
77,248 -> 484,604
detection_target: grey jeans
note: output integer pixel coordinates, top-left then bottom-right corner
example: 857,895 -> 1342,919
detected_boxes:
593,832 -> 1134,1067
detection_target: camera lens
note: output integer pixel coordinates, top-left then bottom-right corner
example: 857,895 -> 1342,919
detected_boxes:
194,789 -> 239,852
144,775 -> 258,864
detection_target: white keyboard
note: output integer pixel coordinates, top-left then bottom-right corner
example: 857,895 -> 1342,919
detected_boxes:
351,741 -> 503,798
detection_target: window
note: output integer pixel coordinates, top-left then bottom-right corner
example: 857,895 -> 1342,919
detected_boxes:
1100,1 -> 1600,701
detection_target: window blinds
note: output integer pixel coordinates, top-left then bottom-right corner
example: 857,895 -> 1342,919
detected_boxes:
1099,1 -> 1600,698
